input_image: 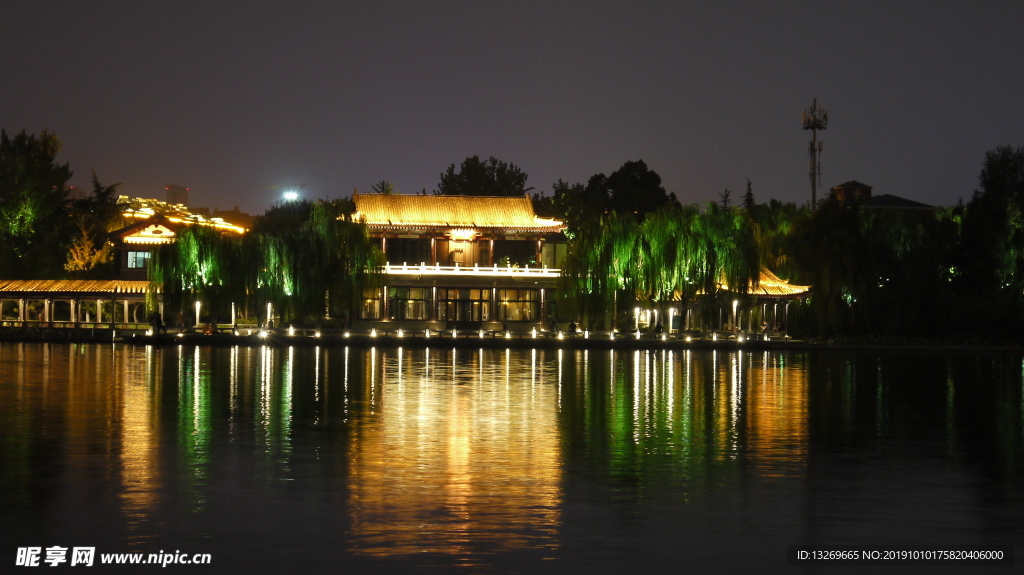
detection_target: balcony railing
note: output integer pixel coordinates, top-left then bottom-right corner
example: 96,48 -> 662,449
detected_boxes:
384,262 -> 561,277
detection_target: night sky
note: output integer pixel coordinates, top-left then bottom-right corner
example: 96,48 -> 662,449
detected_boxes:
4,1 -> 1022,215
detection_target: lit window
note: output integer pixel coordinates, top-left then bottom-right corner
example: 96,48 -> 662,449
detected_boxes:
127,251 -> 151,269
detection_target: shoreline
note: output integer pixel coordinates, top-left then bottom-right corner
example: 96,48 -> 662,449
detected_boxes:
2,326 -> 1023,353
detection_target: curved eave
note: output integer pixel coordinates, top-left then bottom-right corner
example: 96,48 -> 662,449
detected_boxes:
365,224 -> 566,234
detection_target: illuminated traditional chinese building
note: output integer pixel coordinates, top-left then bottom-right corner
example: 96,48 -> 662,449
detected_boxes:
0,198 -> 247,329
351,193 -> 567,331
110,198 -> 247,281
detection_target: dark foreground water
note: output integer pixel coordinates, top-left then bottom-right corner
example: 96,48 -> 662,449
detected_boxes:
1,343 -> 1023,573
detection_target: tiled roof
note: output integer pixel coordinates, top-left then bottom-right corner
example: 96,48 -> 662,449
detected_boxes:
0,280 -> 153,294
352,193 -> 565,231
719,269 -> 811,298
862,194 -> 935,210
832,180 -> 873,190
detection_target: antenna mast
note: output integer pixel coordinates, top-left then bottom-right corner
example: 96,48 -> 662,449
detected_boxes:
801,98 -> 828,207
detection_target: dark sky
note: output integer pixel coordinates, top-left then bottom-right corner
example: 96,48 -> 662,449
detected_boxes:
4,1 -> 1023,215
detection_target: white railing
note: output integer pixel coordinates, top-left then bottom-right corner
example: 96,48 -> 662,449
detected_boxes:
384,262 -> 561,277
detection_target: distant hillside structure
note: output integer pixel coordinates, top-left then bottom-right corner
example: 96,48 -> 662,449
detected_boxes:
165,184 -> 189,207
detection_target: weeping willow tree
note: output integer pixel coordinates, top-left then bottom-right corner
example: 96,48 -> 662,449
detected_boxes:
559,203 -> 762,330
559,211 -> 640,329
255,201 -> 383,324
149,225 -> 249,323
150,200 -> 383,326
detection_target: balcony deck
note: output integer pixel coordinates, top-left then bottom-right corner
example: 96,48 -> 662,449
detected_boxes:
384,262 -> 560,278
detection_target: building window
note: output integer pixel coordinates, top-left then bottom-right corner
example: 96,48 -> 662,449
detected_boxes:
498,289 -> 538,321
361,288 -> 383,320
385,238 -> 430,265
388,287 -> 431,320
437,288 -> 490,322
127,251 -> 151,269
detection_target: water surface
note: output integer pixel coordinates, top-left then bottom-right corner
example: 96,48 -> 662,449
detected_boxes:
1,343 -> 1022,573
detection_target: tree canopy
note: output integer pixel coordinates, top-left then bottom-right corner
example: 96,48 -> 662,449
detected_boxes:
436,155 -> 532,196
0,129 -> 73,278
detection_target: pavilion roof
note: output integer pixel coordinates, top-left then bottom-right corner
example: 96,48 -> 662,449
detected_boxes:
719,269 -> 811,298
351,193 -> 566,232
0,280 -> 153,295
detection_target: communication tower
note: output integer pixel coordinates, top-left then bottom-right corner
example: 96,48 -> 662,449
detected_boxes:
801,99 -> 828,207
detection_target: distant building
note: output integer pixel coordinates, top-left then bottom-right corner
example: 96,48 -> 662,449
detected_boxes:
830,180 -> 873,203
830,180 -> 936,212
212,206 -> 255,230
862,194 -> 936,212
165,184 -> 189,207
67,186 -> 88,202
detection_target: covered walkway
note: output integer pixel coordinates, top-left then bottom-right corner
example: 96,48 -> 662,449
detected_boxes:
0,280 -> 155,329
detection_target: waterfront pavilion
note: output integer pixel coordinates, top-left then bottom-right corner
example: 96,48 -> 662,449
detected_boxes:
351,193 -> 567,333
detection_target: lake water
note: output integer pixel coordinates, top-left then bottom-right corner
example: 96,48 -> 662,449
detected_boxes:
1,342 -> 1022,573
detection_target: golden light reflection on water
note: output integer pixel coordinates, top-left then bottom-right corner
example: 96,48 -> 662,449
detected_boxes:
745,352 -> 809,478
597,349 -> 809,484
117,345 -> 162,538
1,342 -> 818,559
346,347 -> 562,558
0,343 -> 165,539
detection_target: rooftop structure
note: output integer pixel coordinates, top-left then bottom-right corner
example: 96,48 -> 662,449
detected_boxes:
352,193 -> 564,232
351,193 -> 567,330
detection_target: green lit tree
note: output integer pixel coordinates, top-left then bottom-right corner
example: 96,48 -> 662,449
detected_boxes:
152,199 -> 383,327
0,129 -> 73,278
559,202 -> 761,330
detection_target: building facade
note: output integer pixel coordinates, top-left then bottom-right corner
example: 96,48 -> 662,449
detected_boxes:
351,193 -> 567,331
